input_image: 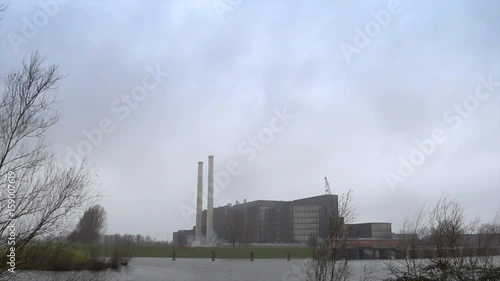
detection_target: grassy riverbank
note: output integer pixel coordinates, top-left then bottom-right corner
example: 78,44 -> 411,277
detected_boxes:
1,244 -> 111,271
1,243 -> 312,272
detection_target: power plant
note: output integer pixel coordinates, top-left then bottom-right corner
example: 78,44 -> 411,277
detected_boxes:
175,156 -> 392,249
177,155 -> 346,246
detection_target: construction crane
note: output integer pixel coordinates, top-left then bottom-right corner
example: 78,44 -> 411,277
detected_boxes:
324,177 -> 332,195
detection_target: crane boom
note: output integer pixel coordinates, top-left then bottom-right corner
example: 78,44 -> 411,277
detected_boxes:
324,177 -> 332,195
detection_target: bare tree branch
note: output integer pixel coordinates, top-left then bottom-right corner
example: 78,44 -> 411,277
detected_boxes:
308,190 -> 356,281
0,51 -> 98,275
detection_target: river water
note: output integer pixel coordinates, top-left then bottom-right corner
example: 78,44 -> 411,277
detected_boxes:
6,258 -> 396,281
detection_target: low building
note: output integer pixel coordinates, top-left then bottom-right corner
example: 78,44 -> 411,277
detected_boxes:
347,223 -> 392,239
173,228 -> 194,246
392,233 -> 418,242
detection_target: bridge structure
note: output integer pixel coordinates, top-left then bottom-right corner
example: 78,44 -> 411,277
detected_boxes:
342,239 -> 500,260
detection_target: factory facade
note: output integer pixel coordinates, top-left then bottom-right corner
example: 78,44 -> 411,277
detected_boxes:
212,194 -> 338,244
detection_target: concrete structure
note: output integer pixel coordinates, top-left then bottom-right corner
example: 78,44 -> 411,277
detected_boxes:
207,155 -> 214,242
347,223 -> 392,239
195,161 -> 203,241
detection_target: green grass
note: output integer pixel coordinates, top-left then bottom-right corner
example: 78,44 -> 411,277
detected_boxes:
68,244 -> 314,259
0,243 -> 109,271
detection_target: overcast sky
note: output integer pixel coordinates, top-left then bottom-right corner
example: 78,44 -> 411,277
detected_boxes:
1,0 -> 499,240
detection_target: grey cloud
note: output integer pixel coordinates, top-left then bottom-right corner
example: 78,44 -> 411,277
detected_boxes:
0,0 -> 498,239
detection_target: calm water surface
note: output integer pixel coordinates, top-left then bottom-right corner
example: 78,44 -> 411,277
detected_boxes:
10,258 -> 395,281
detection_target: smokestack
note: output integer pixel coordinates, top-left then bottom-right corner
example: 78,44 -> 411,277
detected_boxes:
207,155 -> 214,242
195,161 -> 203,242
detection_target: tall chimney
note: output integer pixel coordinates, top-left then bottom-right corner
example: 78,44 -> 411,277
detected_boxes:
195,161 -> 203,242
207,155 -> 214,242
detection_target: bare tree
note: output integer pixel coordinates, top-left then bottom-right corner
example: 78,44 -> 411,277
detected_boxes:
68,205 -> 107,244
117,234 -> 135,265
135,234 -> 144,244
0,50 -> 97,274
386,203 -> 428,280
107,233 -> 135,268
358,263 -> 379,281
307,190 -> 357,281
387,194 -> 500,281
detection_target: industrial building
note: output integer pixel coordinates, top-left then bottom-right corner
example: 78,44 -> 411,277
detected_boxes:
172,155 -> 392,246
174,194 -> 338,245
212,194 -> 338,244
